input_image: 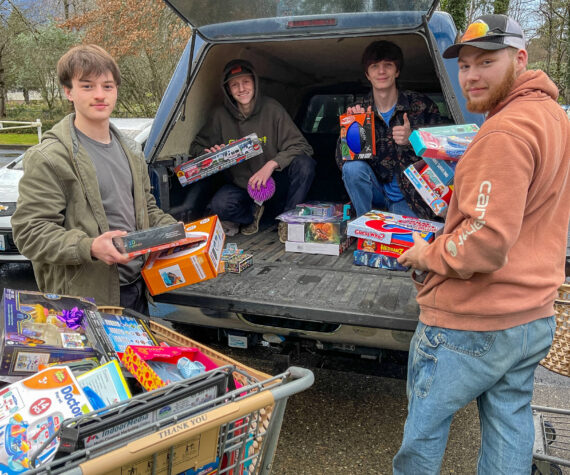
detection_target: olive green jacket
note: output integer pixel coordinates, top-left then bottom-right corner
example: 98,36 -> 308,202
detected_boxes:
11,114 -> 175,305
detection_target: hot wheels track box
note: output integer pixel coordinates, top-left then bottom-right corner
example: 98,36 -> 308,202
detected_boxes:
0,289 -> 98,376
347,211 -> 444,248
174,133 -> 263,186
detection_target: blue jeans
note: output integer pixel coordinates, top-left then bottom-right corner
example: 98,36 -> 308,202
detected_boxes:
342,160 -> 416,217
393,317 -> 555,475
209,154 -> 315,224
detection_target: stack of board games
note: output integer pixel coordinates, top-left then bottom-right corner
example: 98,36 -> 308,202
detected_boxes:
347,211 -> 444,270
277,202 -> 353,256
404,160 -> 453,217
174,133 -> 263,186
339,111 -> 376,160
409,123 -> 479,161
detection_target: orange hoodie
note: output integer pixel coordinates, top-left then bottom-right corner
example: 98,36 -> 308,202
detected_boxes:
415,70 -> 570,330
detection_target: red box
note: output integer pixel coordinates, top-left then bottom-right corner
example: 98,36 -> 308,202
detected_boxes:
357,239 -> 408,258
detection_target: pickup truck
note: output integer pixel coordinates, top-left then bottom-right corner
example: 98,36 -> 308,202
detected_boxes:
144,0 -> 485,355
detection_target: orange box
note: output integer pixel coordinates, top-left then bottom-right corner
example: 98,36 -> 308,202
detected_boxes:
339,111 -> 376,160
142,216 -> 225,295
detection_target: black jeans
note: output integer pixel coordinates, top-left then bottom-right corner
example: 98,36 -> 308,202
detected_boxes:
209,154 -> 316,224
120,277 -> 149,315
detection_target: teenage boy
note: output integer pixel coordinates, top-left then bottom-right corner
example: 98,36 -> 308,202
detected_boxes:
12,45 -> 176,313
190,59 -> 315,241
393,15 -> 570,474
336,40 -> 444,218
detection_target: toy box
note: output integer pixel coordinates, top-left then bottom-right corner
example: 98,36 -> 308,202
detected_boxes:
0,289 -> 98,376
404,160 -> 453,217
409,123 -> 479,161
0,366 -> 92,474
77,360 -> 131,409
284,237 -> 354,256
112,222 -> 204,258
121,345 -> 219,391
347,211 -> 444,248
174,134 -> 263,187
357,239 -> 408,258
339,112 -> 376,160
223,253 -> 253,274
83,310 -> 159,364
422,157 -> 456,185
277,203 -> 351,224
353,249 -> 409,271
142,216 -> 225,296
287,218 -> 348,244
294,201 -> 351,219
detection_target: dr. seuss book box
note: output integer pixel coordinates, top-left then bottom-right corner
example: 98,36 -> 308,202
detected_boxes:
347,211 -> 444,248
0,289 -> 98,376
339,111 -> 376,160
142,216 -> 225,296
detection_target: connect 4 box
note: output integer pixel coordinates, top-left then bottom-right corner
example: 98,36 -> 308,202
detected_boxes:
347,211 -> 444,248
142,216 -> 225,296
409,123 -> 479,161
339,112 -> 376,160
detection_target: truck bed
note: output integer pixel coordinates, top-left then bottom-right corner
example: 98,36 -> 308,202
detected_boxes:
155,224 -> 420,331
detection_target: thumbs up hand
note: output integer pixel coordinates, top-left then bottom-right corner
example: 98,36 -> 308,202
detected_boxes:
392,112 -> 411,146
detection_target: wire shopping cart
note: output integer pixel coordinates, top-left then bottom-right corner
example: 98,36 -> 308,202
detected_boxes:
532,284 -> 570,475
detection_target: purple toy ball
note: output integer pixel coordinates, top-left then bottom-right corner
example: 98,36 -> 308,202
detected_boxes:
247,177 -> 276,203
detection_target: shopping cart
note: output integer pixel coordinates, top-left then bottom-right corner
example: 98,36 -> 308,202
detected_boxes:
532,284 -> 570,475
25,308 -> 315,474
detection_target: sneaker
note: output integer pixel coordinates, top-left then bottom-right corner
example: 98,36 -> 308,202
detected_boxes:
220,220 -> 240,237
241,204 -> 264,235
277,221 -> 288,244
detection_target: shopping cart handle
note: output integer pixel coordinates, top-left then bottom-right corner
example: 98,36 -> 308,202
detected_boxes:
270,366 -> 314,401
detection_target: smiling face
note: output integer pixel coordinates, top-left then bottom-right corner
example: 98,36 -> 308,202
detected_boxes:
227,74 -> 255,110
64,71 -> 117,126
458,46 -> 527,113
365,60 -> 399,94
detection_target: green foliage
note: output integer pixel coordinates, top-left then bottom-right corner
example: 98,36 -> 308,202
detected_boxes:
441,0 -> 468,31
5,102 -> 69,134
493,0 -> 510,15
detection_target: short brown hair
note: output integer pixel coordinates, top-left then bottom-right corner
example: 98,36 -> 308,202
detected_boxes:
57,44 -> 121,88
361,40 -> 404,73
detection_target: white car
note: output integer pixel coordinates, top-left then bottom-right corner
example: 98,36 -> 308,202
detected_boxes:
0,118 -> 153,262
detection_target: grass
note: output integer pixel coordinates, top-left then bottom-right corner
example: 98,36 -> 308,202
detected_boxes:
0,133 -> 40,146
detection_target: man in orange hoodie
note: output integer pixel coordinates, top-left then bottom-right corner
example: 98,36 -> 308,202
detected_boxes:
393,15 -> 570,474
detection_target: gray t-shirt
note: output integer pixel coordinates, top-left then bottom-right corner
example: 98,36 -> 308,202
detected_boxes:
76,128 -> 143,284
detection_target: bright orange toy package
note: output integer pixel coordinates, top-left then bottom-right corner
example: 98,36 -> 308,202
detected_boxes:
142,216 -> 225,296
339,111 -> 376,160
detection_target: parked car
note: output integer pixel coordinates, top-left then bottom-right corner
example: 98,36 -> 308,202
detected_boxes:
0,118 -> 154,263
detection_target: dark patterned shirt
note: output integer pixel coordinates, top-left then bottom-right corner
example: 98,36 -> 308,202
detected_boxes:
336,90 -> 446,219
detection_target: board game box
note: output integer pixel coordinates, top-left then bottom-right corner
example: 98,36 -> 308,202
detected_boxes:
339,112 -> 376,160
404,160 -> 453,217
357,239 -> 408,258
287,218 -> 348,244
409,123 -> 479,161
353,249 -> 408,271
285,237 -> 354,256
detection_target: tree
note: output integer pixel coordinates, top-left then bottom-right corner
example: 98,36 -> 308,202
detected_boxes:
61,0 -> 190,116
441,0 -> 469,31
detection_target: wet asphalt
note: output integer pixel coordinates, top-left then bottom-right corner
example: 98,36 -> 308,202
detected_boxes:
1,262 -> 569,474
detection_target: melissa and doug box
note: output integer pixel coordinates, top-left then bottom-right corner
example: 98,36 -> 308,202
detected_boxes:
404,160 -> 453,217
174,134 -> 263,187
339,111 -> 376,160
409,123 -> 479,161
0,366 -> 91,474
347,211 -> 444,248
142,216 -> 225,296
0,289 -> 98,376
112,222 -> 204,258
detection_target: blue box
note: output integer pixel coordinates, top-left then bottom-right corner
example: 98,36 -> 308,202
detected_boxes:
353,250 -> 408,271
422,157 -> 456,185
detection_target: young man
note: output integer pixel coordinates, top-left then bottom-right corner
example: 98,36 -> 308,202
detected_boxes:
336,41 -> 444,218
11,45 -> 176,313
393,15 -> 570,473
190,59 -> 315,241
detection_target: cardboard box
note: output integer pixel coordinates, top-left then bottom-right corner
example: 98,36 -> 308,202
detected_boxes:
422,157 -> 456,186
339,112 -> 376,160
353,249 -> 409,271
285,237 -> 354,256
409,123 -> 479,161
294,201 -> 351,218
112,223 -> 204,258
121,346 -> 219,391
347,211 -> 444,247
0,367 -> 92,473
404,161 -> 453,217
174,134 -> 263,187
357,239 -> 408,258
142,216 -> 225,295
0,289 -> 98,376
223,253 -> 253,274
287,219 -> 347,244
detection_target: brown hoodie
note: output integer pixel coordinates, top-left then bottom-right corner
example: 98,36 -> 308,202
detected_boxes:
415,70 -> 570,330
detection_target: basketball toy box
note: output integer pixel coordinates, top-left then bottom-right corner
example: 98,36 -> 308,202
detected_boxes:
404,160 -> 453,217
340,112 -> 376,160
174,134 -> 263,187
409,123 -> 479,161
142,216 -> 225,296
0,289 -> 98,376
347,210 -> 444,248
0,366 -> 92,474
